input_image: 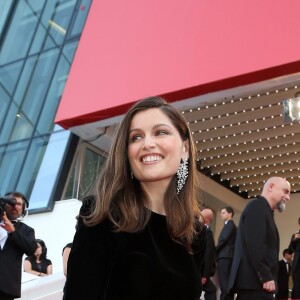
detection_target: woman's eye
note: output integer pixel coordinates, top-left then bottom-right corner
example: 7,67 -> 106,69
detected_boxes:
130,134 -> 142,142
156,129 -> 169,135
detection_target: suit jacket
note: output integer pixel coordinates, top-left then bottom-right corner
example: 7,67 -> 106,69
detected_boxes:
216,219 -> 237,260
276,259 -> 290,299
202,226 -> 216,278
289,231 -> 300,273
0,222 -> 37,298
228,196 -> 279,292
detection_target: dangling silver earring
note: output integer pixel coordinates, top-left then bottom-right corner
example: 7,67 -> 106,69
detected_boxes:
176,157 -> 189,194
130,170 -> 134,179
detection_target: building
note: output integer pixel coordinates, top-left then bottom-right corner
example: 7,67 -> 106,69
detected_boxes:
1,0 -> 300,281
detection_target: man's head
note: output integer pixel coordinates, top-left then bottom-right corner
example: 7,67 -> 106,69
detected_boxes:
283,248 -> 293,262
4,191 -> 28,220
261,177 -> 290,212
201,208 -> 214,226
220,206 -> 234,222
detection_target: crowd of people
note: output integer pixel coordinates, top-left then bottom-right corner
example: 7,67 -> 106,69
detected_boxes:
0,97 -> 299,300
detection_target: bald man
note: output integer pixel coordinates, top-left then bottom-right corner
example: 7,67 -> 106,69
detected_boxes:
228,177 -> 291,300
201,208 -> 217,300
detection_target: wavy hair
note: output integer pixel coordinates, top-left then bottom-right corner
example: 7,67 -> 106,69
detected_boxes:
84,96 -> 201,250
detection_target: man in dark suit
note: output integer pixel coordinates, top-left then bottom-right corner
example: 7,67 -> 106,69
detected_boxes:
276,248 -> 293,300
289,217 -> 300,300
0,192 -> 37,300
228,177 -> 291,300
216,206 -> 237,300
201,208 -> 217,300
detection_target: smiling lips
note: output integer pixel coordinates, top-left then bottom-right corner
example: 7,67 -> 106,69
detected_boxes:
142,155 -> 163,163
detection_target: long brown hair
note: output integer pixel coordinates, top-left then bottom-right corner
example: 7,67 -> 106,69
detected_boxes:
84,96 -> 201,250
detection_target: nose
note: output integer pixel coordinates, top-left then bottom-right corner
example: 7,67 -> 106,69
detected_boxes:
142,135 -> 155,150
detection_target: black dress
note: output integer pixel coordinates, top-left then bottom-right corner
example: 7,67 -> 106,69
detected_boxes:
64,211 -> 205,300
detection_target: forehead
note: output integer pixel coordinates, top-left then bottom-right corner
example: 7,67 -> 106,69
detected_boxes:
14,196 -> 23,204
130,108 -> 172,128
275,180 -> 290,191
221,209 -> 227,213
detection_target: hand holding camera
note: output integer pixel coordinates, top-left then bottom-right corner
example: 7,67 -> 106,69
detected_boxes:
0,212 -> 15,233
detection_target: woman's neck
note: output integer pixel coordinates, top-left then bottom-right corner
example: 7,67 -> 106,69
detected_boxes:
141,181 -> 167,215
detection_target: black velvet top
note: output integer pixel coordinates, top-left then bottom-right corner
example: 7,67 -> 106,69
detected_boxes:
64,211 -> 205,300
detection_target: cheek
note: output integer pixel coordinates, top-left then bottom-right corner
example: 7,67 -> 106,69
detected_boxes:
127,145 -> 137,168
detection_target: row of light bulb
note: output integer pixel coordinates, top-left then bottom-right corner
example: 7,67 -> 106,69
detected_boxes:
187,84 -> 300,198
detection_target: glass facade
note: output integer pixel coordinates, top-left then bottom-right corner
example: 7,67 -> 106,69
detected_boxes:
0,0 -> 92,212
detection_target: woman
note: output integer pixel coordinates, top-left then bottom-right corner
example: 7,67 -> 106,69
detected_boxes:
64,96 -> 204,300
62,243 -> 72,277
24,239 -> 52,276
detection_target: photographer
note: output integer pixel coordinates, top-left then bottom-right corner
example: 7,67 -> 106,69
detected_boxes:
0,191 -> 37,300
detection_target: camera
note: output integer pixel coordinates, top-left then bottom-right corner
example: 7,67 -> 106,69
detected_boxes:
0,197 -> 16,221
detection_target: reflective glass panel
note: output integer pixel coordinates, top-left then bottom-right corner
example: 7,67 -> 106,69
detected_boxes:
0,88 -> 11,129
36,42 -> 78,134
0,1 -> 46,65
70,0 -> 92,37
0,139 -> 30,196
0,0 -> 13,36
0,102 -> 22,144
0,61 -> 23,96
79,147 -> 106,199
25,127 -> 71,210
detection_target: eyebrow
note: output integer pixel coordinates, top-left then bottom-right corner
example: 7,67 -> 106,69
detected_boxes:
129,123 -> 172,134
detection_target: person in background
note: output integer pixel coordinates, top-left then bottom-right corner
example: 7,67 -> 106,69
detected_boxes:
62,243 -> 72,277
228,177 -> 291,300
24,239 -> 52,276
0,191 -> 37,300
63,96 -> 205,300
216,206 -> 237,300
288,217 -> 300,300
62,215 -> 79,277
201,208 -> 217,300
276,248 -> 293,300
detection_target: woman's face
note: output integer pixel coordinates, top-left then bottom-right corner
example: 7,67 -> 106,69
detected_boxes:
128,108 -> 188,185
35,243 -> 42,255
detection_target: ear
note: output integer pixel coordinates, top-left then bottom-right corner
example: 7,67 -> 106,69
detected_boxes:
182,139 -> 189,159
